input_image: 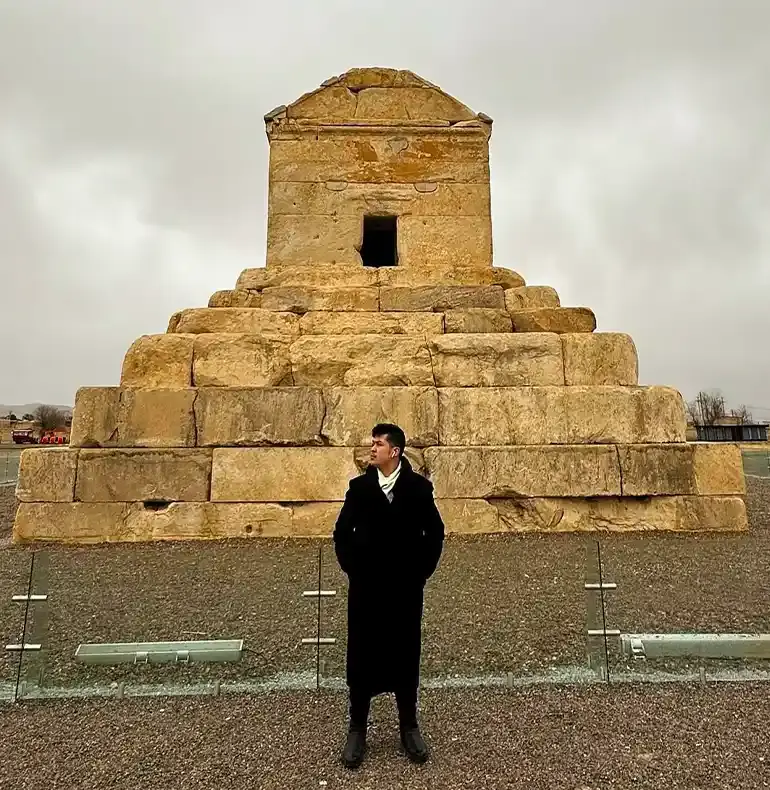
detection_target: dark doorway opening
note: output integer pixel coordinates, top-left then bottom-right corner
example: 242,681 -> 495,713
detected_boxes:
360,215 -> 398,267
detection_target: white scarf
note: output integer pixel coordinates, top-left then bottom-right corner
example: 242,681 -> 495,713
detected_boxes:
377,462 -> 402,502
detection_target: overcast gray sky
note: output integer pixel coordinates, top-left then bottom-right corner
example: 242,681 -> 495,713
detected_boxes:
1,0 -> 768,417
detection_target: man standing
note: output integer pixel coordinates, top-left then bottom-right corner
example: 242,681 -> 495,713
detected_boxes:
333,423 -> 445,769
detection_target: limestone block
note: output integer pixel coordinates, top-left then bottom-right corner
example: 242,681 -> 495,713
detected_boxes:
121,334 -> 195,388
435,499 -> 499,534
439,386 -> 685,445
353,87 -> 409,119
267,214 -> 362,266
193,335 -> 293,387
677,496 -> 748,532
492,496 -> 747,533
398,216 -> 492,268
127,502 -> 294,541
299,311 -> 443,336
510,308 -> 596,334
261,286 -> 379,313
438,387 -> 555,445
353,446 -> 426,475
443,308 -> 512,333
353,87 -> 476,122
119,388 -> 197,448
16,449 -> 78,502
14,503 -> 132,544
76,449 -> 212,502
376,265 -> 523,289
196,388 -> 325,446
380,286 -> 504,312
321,387 -> 438,446
490,267 -> 528,290
12,493 -> 747,544
268,181 -> 490,218
167,312 -> 182,333
268,136 -> 490,184
71,388 -> 196,448
211,447 -> 357,501
291,502 -> 341,537
505,286 -> 560,310
428,334 -> 564,387
339,68 -> 421,89
208,290 -> 262,308
237,264 -> 379,289
424,446 -> 621,498
70,387 -> 121,447
290,336 -> 434,386
561,386 -> 686,444
619,444 -> 746,496
235,268 -> 274,290
173,308 -> 299,336
563,333 -> 638,385
692,444 -> 746,494
286,85 -> 358,119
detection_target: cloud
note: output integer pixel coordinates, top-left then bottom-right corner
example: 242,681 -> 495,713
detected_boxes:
0,0 -> 768,418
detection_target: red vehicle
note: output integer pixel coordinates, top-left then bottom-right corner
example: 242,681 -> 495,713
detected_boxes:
40,431 -> 68,445
12,429 -> 38,445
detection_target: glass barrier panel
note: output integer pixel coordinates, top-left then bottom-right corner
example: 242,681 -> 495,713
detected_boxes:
1,548 -> 35,701
31,537 -> 320,697
600,483 -> 770,682
421,533 -> 590,685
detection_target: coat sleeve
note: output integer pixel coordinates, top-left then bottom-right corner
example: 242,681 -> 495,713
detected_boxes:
333,483 -> 357,576
421,481 -> 445,580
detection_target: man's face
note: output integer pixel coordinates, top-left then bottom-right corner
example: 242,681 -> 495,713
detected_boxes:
370,434 -> 399,468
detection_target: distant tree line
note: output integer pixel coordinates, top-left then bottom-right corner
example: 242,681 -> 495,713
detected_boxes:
2,405 -> 71,429
686,389 -> 753,426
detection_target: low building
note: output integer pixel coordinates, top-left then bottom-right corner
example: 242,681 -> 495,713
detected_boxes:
695,423 -> 769,442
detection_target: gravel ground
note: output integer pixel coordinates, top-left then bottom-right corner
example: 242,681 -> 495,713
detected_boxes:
2,684 -> 769,789
1,479 -> 769,690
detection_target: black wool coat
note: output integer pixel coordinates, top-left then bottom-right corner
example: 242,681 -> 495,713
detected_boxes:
333,457 -> 445,695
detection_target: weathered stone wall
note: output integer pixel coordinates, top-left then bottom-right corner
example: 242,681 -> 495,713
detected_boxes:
265,69 -> 493,269
11,68 -> 750,543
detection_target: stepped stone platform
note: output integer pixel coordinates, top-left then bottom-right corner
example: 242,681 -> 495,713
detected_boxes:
13,67 -> 746,543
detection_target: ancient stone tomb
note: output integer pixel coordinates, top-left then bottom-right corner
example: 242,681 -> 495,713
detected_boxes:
14,68 -> 747,543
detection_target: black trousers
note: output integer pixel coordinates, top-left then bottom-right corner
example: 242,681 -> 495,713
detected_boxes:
349,685 -> 418,731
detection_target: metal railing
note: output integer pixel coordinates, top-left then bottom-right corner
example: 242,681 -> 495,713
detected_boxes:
0,450 -> 20,485
3,521 -> 770,703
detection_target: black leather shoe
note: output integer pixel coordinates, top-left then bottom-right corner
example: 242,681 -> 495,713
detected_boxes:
400,727 -> 429,763
342,729 -> 367,769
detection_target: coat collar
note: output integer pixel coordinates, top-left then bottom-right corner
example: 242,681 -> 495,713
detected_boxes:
365,455 -> 413,501
365,454 -> 413,480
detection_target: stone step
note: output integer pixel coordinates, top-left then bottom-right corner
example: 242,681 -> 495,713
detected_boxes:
235,263 -> 526,291
120,332 -> 638,388
13,494 -> 748,543
379,285 -> 505,311
505,286 -> 560,310
68,385 -> 686,450
16,444 -> 745,506
169,308 -> 300,336
171,305 -> 592,335
508,307 -> 596,334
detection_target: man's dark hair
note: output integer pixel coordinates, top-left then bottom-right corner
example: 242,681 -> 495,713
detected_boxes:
372,423 -> 406,458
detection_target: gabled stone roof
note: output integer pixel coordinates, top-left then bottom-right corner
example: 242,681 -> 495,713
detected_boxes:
265,67 -> 492,127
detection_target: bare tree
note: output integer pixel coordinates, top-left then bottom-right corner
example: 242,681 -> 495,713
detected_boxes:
731,405 -> 753,425
687,390 -> 727,425
34,405 -> 67,431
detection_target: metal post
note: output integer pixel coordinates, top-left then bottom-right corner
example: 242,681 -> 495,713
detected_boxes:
584,540 -> 606,680
13,553 -> 35,702
596,541 -> 611,685
316,544 -> 322,691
